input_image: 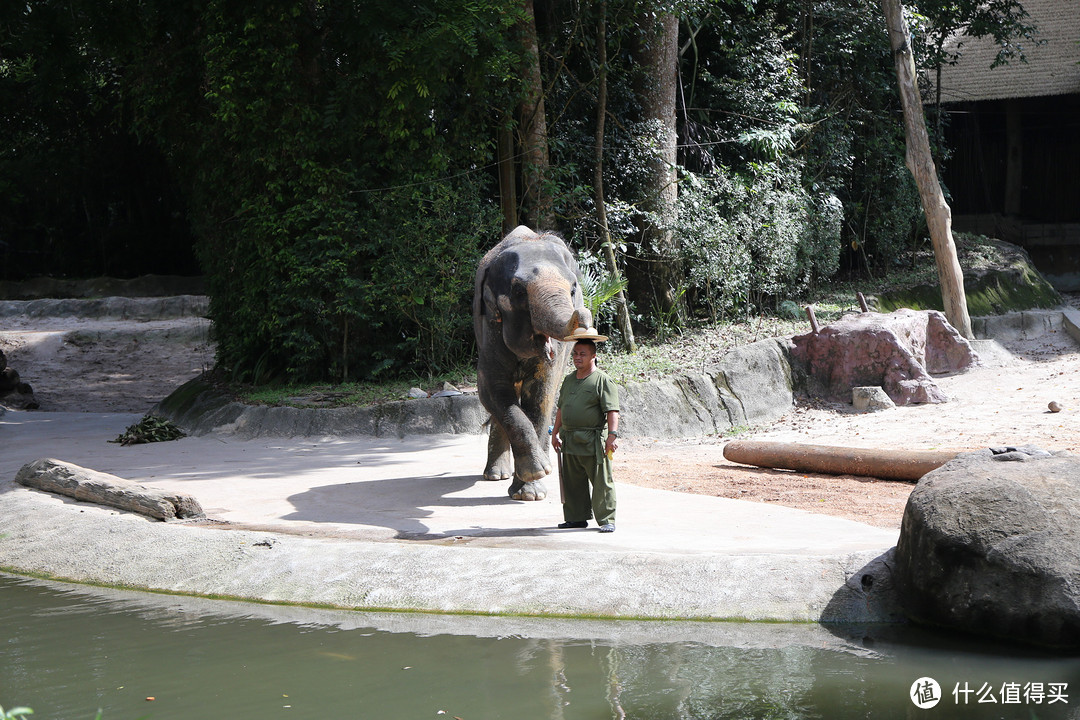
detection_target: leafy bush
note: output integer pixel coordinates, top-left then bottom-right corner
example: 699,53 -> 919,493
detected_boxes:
116,0 -> 519,383
676,163 -> 842,319
361,176 -> 501,377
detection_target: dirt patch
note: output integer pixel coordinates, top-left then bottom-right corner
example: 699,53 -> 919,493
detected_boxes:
615,328 -> 1080,531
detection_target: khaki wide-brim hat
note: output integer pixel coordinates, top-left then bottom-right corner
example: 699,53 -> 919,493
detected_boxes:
564,326 -> 608,342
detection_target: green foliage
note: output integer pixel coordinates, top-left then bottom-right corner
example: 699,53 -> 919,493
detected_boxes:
676,164 -> 842,319
0,2 -> 195,279
787,0 -> 926,274
110,414 -> 186,445
1,706 -> 33,720
577,254 -> 630,330
114,0 -> 518,383
361,176 -> 501,376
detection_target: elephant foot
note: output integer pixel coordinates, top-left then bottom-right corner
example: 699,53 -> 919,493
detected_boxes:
513,457 -> 552,484
508,478 -> 548,501
483,458 -> 513,481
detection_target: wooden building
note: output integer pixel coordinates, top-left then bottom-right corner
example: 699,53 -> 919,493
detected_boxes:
932,0 -> 1080,289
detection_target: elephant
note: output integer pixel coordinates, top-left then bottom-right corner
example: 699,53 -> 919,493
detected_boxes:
473,226 -> 592,501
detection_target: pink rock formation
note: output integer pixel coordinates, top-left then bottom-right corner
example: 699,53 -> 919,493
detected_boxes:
790,308 -> 980,405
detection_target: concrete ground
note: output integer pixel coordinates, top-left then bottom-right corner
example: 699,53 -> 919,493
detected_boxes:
0,409 -> 900,623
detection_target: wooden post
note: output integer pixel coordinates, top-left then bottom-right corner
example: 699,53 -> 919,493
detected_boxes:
857,292 -> 870,313
805,305 -> 820,334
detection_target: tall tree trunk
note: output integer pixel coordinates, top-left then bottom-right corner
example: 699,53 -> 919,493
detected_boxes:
497,121 -> 518,234
881,0 -> 972,338
594,1 -> 636,351
518,0 -> 552,229
626,11 -> 681,323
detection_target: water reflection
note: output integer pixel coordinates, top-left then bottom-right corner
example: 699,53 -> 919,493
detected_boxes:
2,573 -> 1079,719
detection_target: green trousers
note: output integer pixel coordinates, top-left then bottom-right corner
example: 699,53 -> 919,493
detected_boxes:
561,451 -> 616,525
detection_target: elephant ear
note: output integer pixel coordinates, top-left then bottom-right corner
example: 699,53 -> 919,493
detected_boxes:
482,282 -> 502,323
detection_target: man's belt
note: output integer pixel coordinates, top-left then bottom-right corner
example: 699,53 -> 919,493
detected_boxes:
559,426 -> 607,467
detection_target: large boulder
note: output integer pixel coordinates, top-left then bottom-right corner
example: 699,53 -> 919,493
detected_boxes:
0,348 -> 38,409
894,447 -> 1080,648
790,308 -> 979,405
874,236 -> 1061,316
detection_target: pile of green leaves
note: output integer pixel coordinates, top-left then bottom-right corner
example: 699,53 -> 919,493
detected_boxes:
110,414 -> 187,446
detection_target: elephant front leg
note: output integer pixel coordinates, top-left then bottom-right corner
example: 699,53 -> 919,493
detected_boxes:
483,421 -> 512,481
480,378 -> 551,501
504,413 -> 551,501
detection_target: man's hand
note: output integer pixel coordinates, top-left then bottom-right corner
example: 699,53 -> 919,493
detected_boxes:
551,432 -> 562,451
604,434 -> 617,456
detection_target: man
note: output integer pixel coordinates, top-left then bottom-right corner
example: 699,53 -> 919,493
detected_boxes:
550,328 -> 620,532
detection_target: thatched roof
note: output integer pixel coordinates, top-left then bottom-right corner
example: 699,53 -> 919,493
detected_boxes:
933,0 -> 1080,103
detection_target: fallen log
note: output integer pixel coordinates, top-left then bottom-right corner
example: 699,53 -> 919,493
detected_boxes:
15,457 -> 205,520
722,440 -> 959,482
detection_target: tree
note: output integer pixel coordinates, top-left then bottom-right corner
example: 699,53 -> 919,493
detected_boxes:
592,0 -> 636,350
625,10 -> 682,322
881,0 -> 972,338
517,0 -> 553,229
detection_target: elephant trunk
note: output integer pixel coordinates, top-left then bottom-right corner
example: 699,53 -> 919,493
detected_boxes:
527,272 -> 585,342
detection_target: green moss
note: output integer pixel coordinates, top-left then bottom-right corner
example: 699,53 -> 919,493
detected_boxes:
156,376 -> 217,416
875,267 -> 1061,316
874,233 -> 1062,315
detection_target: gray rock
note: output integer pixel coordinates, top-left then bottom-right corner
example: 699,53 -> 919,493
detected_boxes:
16,457 -> 205,520
972,310 -> 1065,343
852,386 -> 895,412
407,387 -> 428,399
710,338 -> 798,428
0,361 -> 38,409
0,366 -> 19,392
157,337 -> 800,442
895,449 -> 1080,648
0,295 -> 209,321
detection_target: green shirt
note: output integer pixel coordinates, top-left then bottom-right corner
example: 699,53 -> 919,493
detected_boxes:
557,369 -> 620,456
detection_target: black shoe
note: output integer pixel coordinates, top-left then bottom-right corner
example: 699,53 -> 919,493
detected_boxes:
557,521 -> 588,529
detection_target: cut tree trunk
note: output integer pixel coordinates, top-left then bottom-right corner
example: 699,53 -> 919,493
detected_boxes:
724,440 -> 959,482
881,0 -> 973,339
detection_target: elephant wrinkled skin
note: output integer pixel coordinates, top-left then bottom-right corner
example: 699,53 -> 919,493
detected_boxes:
473,226 -> 591,501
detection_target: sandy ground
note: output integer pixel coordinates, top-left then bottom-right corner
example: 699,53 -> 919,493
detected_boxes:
0,315 -> 214,413
3,302 -> 1079,533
